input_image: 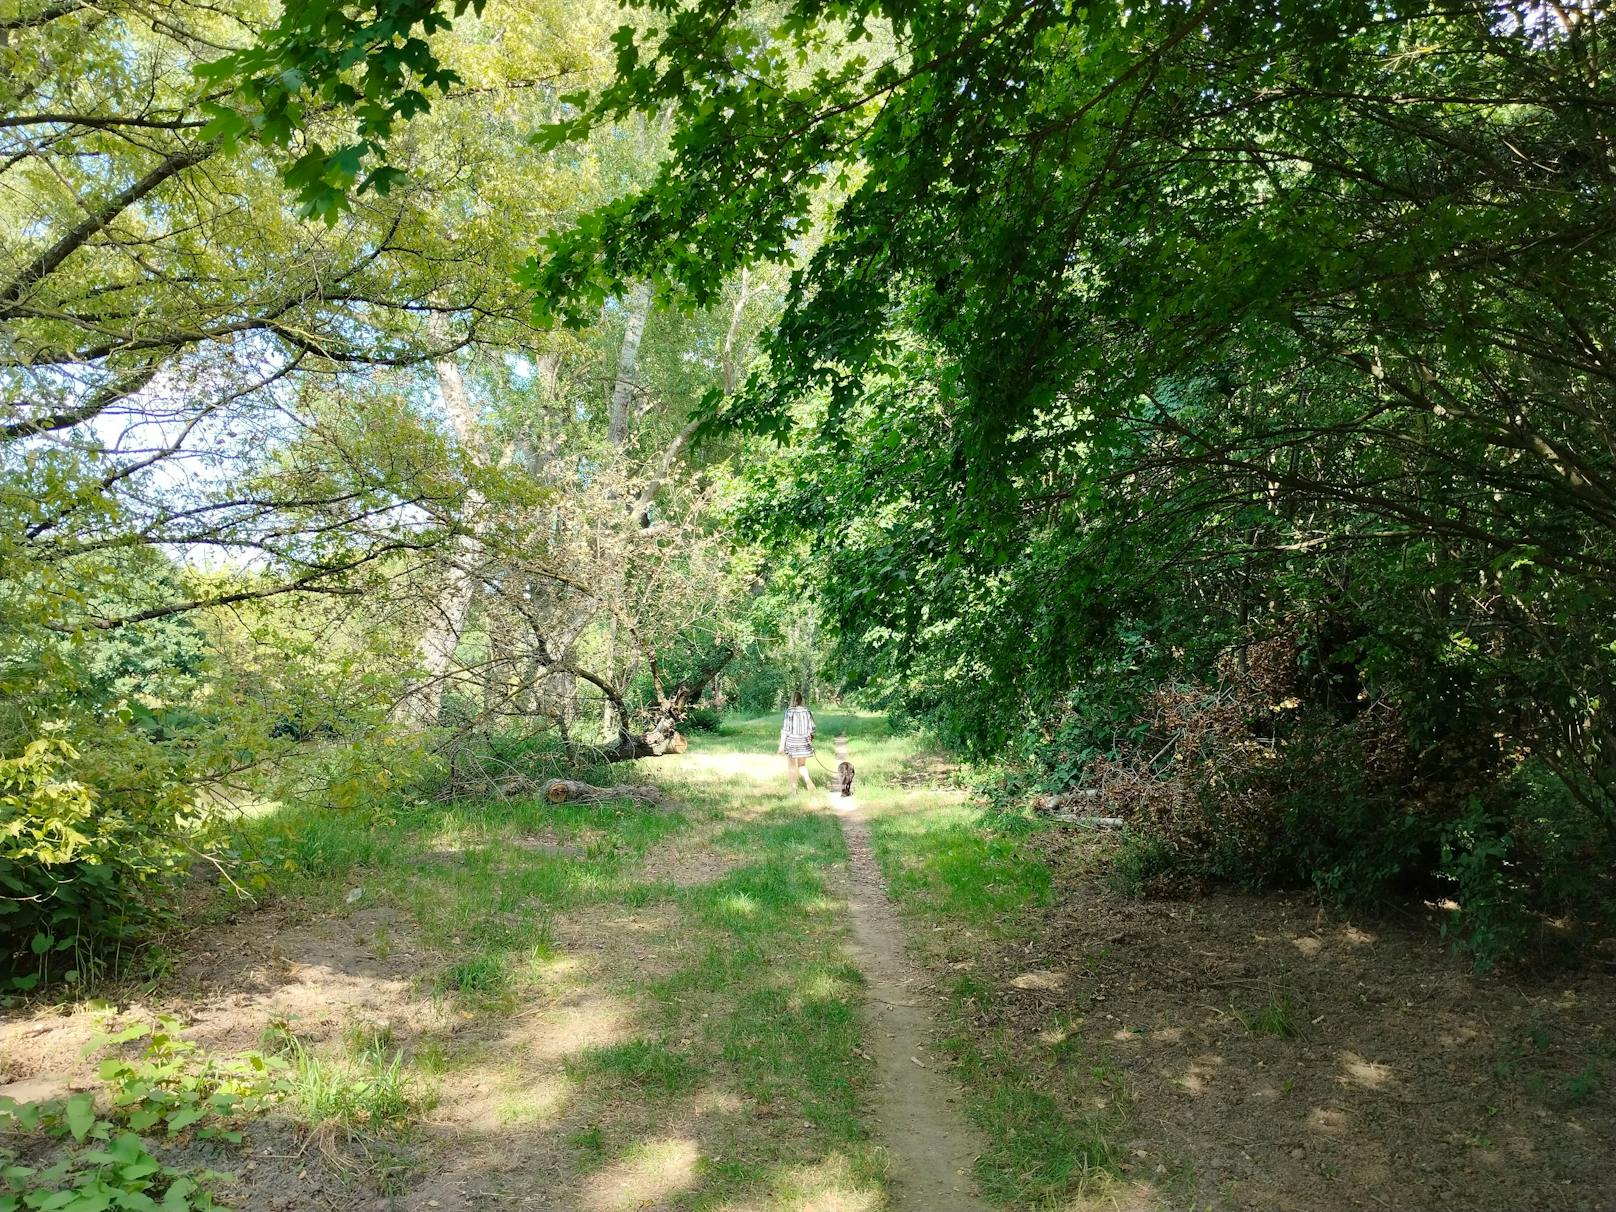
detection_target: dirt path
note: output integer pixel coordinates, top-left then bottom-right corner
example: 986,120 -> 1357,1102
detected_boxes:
831,737 -> 995,1211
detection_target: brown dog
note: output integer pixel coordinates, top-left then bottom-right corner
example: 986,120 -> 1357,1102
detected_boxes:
837,760 -> 855,797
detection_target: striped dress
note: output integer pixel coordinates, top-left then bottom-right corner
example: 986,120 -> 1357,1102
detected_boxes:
780,705 -> 816,757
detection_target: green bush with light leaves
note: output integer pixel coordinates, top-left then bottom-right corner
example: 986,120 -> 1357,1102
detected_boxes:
0,727 -> 205,995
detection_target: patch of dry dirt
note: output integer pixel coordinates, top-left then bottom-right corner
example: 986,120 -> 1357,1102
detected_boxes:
635,843 -> 742,888
887,751 -> 961,790
0,889 -> 455,1212
0,883 -> 761,1212
356,894 -> 771,1212
179,900 -> 447,1055
939,827 -> 1616,1212
0,894 -> 444,1094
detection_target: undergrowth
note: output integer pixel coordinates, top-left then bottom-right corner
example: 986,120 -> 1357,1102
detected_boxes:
0,1017 -> 283,1211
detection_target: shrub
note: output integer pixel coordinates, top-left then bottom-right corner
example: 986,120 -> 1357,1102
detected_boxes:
0,724 -> 212,993
1039,639 -> 1615,967
0,1017 -> 285,1209
682,706 -> 723,734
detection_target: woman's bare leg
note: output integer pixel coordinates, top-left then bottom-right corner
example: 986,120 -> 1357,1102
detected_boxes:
786,754 -> 798,794
797,757 -> 814,791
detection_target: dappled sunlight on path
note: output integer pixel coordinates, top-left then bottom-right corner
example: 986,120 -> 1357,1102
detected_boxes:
582,1136 -> 702,1210
2,714 -> 1109,1212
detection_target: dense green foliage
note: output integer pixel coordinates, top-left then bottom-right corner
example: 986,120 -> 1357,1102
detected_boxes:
0,0 -> 1605,970
218,0 -> 1616,959
717,1 -> 1614,959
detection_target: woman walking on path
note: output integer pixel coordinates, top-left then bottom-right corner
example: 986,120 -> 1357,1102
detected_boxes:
778,691 -> 817,794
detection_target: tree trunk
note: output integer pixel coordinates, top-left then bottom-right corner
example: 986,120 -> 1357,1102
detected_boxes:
397,558 -> 478,726
599,283 -> 651,734
607,282 -> 651,451
721,268 -> 750,395
596,643 -> 735,763
397,318 -> 484,727
600,613 -> 620,740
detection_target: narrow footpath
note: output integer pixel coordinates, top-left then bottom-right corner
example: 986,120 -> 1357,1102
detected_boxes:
828,736 -> 996,1212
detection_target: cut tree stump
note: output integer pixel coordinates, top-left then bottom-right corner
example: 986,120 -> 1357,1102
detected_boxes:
543,779 -> 677,811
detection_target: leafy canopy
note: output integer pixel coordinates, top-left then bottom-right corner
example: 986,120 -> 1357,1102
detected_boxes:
197,0 -> 489,221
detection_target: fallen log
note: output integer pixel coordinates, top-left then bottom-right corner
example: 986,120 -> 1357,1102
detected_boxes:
598,727 -> 689,762
543,779 -> 677,811
1047,813 -> 1126,829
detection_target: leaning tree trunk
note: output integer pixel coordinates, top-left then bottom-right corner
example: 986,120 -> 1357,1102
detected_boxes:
606,282 -> 651,450
596,643 -> 735,763
599,282 -> 652,737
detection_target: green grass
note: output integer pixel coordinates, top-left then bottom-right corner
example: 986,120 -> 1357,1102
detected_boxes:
226,718 -> 892,1206
882,820 -> 1052,925
565,1040 -> 698,1093
695,712 -> 1132,1205
1567,1064 -> 1601,1104
832,715 -> 1132,1206
269,1029 -> 430,1131
567,1123 -> 607,1159
1238,996 -> 1301,1039
344,1020 -> 398,1060
19,712 -> 1600,1212
632,718 -> 890,1197
962,1046 -> 1127,1204
436,953 -> 507,995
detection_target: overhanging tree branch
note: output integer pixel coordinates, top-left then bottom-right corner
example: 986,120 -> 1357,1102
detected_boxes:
0,142 -> 216,317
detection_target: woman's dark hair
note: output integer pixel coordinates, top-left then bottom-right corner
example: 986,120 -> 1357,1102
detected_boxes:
791,690 -> 804,707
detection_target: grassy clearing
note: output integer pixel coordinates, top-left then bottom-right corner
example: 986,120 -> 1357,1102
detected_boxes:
219,724 -> 887,1208
13,713 -> 1612,1211
634,724 -> 885,1199
2,710 -> 1127,1210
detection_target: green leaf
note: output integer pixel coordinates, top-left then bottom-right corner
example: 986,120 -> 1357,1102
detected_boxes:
117,1157 -> 162,1181
164,1105 -> 205,1134
64,1093 -> 97,1142
0,1096 -> 39,1132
